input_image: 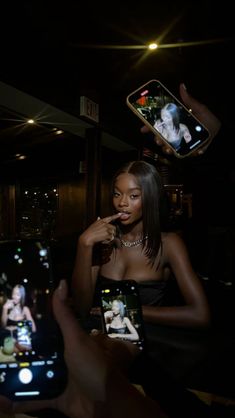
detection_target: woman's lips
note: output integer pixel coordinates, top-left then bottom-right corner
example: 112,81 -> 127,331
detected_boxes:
119,212 -> 130,221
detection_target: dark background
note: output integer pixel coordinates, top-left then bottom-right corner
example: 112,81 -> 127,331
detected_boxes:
0,0 -> 234,145
0,2 -> 234,409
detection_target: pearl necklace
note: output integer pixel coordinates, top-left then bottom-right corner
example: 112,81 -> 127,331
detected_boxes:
120,236 -> 148,248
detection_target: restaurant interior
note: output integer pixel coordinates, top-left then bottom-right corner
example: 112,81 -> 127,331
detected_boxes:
0,1 -> 234,416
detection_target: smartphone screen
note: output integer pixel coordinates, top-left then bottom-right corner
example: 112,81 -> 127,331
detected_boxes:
16,320 -> 33,351
126,79 -> 210,158
0,239 -> 67,400
99,280 -> 146,351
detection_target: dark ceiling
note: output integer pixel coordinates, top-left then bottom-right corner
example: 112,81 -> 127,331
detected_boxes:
0,0 -> 234,163
0,104 -> 86,178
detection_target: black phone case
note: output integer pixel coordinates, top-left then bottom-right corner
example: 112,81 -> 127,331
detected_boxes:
98,279 -> 146,351
0,239 -> 67,400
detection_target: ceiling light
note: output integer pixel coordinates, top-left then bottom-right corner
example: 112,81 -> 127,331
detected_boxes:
73,37 -> 233,50
148,43 -> 158,50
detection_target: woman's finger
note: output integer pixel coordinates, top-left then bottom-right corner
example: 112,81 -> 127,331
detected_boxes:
99,213 -> 122,224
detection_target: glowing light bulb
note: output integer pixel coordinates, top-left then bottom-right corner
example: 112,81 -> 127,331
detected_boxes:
148,43 -> 158,50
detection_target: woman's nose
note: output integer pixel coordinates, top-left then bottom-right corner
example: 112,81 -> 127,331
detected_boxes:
119,195 -> 128,206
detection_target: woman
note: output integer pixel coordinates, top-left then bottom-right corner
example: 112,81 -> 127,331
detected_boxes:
154,102 -> 192,151
1,284 -> 36,332
0,280 -> 168,418
72,160 -> 210,329
104,299 -> 139,341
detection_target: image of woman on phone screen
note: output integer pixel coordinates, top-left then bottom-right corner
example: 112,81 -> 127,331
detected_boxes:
1,284 -> 36,333
154,102 -> 192,151
104,299 -> 139,341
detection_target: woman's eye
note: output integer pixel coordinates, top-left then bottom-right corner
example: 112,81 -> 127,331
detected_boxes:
130,194 -> 139,199
113,192 -> 120,197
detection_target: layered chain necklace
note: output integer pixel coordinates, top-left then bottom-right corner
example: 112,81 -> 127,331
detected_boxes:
120,235 -> 148,248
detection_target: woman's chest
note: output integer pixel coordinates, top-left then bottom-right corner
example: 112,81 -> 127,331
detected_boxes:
111,317 -> 125,328
100,247 -> 164,281
9,306 -> 24,319
166,128 -> 180,142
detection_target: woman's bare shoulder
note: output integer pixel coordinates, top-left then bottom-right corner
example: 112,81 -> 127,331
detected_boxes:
23,306 -> 31,314
161,231 -> 186,250
161,231 -> 182,241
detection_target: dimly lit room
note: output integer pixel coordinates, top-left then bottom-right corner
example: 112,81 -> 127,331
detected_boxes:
0,1 -> 234,417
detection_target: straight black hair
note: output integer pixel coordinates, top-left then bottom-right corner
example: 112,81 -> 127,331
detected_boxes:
111,160 -> 163,267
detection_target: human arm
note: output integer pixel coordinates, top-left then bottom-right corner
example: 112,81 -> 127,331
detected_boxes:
180,124 -> 192,143
1,299 -> 13,327
141,83 -> 221,157
71,213 -> 121,318
154,119 -> 164,133
142,233 -> 211,328
104,310 -> 113,332
0,280 -> 167,418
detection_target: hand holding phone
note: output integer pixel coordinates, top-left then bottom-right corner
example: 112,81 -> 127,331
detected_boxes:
127,80 -> 211,158
0,280 -> 149,418
0,240 -> 67,401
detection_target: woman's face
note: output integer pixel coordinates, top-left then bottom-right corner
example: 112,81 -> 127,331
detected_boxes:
113,173 -> 142,225
161,108 -> 172,124
12,287 -> 21,304
112,300 -> 120,314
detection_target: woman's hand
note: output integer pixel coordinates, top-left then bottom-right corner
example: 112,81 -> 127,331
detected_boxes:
141,83 -> 221,157
79,213 -> 121,247
104,310 -> 113,319
0,280 -> 140,418
3,299 -> 14,310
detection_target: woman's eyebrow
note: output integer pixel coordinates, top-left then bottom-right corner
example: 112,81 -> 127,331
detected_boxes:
129,187 -> 141,191
114,187 -> 141,192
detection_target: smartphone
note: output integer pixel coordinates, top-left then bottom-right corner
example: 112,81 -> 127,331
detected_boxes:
16,320 -> 33,352
99,280 -> 146,351
0,239 -> 67,401
126,79 -> 211,158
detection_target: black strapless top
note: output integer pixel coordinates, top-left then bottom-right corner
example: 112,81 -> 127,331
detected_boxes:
108,326 -> 127,334
95,276 -> 169,307
6,318 -> 19,326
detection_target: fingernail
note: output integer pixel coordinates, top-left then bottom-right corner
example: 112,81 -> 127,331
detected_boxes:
97,216 -> 101,220
182,83 -> 187,90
